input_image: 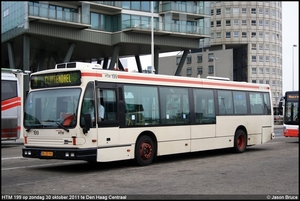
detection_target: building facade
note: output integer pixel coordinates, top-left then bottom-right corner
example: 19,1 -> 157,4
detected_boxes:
1,1 -> 211,98
159,1 -> 282,106
159,49 -> 233,79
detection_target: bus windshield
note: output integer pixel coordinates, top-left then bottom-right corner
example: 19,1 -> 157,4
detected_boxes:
284,102 -> 299,125
24,88 -> 81,130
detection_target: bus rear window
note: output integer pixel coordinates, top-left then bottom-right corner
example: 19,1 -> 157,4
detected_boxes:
1,80 -> 17,100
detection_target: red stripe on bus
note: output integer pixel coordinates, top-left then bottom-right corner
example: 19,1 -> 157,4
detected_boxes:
284,128 -> 299,137
81,72 -> 265,90
1,126 -> 19,138
118,74 -> 200,85
120,75 -> 262,89
81,72 -> 103,77
114,74 -> 261,89
1,133 -> 18,138
1,126 -> 20,132
1,101 -> 21,111
2,97 -> 21,105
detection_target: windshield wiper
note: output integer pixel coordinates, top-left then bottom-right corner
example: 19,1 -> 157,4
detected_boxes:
25,124 -> 43,132
44,120 -> 69,132
25,112 -> 43,132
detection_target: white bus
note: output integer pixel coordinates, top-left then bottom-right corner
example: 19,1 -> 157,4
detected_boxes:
1,68 -> 22,141
22,62 -> 274,166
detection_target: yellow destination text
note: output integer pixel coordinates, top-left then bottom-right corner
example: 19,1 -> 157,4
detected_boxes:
44,74 -> 71,85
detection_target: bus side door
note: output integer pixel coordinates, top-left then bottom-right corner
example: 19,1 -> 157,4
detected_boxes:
95,82 -> 120,147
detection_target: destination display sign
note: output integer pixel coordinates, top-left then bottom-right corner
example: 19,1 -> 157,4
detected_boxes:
31,71 -> 81,89
286,94 -> 299,101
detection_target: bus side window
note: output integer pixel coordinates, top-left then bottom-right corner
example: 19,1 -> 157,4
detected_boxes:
80,82 -> 96,128
219,98 -> 226,115
194,89 -> 215,124
97,89 -> 117,122
254,104 -> 263,114
263,93 -> 271,115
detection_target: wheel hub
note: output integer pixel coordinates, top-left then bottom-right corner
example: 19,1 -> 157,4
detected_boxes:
139,142 -> 152,160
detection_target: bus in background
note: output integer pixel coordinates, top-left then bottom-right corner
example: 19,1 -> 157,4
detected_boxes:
283,91 -> 299,137
273,97 -> 284,125
22,62 -> 274,166
1,68 -> 22,141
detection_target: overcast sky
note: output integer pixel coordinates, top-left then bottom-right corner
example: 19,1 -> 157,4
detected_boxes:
124,2 -> 299,95
282,1 -> 299,93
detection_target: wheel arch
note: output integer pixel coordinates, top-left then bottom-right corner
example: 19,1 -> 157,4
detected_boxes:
235,125 -> 248,145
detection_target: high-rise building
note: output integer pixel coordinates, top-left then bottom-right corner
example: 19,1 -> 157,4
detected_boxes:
159,1 -> 282,106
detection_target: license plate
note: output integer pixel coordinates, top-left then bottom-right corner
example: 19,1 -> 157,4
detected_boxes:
41,151 -> 53,157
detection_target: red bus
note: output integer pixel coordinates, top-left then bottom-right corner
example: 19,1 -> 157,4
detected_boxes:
283,91 -> 299,137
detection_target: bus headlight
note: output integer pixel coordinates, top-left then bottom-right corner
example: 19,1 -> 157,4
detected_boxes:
65,152 -> 75,157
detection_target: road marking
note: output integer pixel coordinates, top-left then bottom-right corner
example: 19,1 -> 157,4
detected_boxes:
2,156 -> 23,160
1,157 -> 85,171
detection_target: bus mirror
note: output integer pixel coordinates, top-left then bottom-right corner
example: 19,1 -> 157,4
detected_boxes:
83,113 -> 92,134
279,102 -> 282,108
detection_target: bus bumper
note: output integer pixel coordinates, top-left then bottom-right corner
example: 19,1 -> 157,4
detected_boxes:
22,147 -> 97,161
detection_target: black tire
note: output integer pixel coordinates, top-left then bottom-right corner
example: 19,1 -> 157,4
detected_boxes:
233,129 -> 247,153
135,135 -> 155,166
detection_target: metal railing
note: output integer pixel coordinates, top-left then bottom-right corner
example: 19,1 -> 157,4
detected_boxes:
29,5 -> 84,24
28,5 -> 210,36
122,19 -> 210,36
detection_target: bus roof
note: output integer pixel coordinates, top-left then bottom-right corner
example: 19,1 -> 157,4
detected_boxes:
206,76 -> 230,81
31,62 -> 271,91
1,68 -> 22,74
55,62 -> 102,70
1,72 -> 18,80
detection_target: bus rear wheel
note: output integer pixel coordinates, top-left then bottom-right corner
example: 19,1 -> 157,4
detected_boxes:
135,135 -> 154,166
234,129 -> 246,153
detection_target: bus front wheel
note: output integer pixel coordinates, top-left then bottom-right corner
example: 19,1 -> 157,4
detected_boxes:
234,129 -> 247,153
135,135 -> 154,166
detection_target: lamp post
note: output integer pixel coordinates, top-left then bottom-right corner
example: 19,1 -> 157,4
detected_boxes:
292,45 -> 297,91
151,1 -> 154,72
213,57 -> 218,77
